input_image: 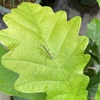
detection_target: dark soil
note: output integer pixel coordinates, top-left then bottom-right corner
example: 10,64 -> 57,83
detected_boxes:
68,0 -> 99,17
0,0 -> 35,9
0,14 -> 7,29
41,0 -> 100,18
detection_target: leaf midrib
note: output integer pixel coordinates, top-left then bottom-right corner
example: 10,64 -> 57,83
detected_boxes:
54,59 -> 79,100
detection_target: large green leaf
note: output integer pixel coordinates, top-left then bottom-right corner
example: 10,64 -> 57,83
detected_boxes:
0,44 -> 46,99
0,2 -> 90,100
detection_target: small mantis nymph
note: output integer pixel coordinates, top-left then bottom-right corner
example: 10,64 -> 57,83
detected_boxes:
40,44 -> 53,60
